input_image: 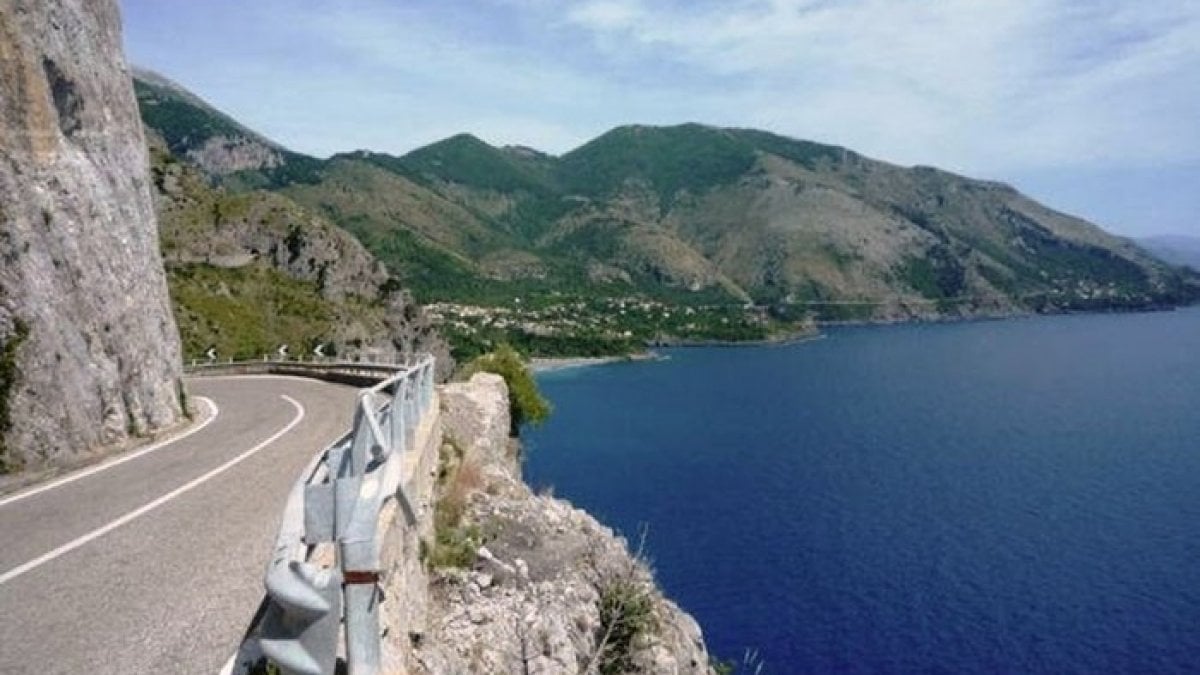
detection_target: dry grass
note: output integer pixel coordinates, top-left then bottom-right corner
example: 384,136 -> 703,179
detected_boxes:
428,457 -> 486,569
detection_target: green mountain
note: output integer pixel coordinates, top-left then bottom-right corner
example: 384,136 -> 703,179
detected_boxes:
134,72 -> 1199,357
134,68 -> 322,180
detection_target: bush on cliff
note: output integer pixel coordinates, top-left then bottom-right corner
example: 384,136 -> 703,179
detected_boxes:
0,319 -> 29,474
464,344 -> 551,433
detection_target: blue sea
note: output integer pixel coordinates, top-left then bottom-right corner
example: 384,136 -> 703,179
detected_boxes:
523,307 -> 1200,673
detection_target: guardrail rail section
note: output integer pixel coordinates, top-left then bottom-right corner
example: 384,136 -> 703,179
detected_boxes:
232,355 -> 436,675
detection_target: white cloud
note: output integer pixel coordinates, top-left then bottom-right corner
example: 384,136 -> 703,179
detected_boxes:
556,0 -> 1200,173
125,0 -> 1200,183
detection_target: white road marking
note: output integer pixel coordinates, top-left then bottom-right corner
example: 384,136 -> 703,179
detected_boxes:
0,397 -> 220,509
218,652 -> 236,675
0,395 -> 305,587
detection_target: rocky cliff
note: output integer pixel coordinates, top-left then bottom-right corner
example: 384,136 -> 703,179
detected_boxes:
146,130 -> 453,376
0,0 -> 183,472
376,373 -> 713,674
133,67 -> 285,176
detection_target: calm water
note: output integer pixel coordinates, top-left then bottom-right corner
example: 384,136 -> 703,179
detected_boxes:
523,308 -> 1200,673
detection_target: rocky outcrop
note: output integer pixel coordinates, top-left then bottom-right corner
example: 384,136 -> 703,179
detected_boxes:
381,374 -> 714,674
147,131 -> 453,377
133,68 -> 285,176
0,0 -> 183,471
149,132 -> 389,301
183,135 -> 283,176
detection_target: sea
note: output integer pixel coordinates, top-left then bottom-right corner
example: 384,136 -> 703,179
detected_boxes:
523,307 -> 1200,673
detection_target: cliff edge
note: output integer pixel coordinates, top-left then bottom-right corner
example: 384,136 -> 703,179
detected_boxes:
0,0 -> 183,472
378,373 -> 713,674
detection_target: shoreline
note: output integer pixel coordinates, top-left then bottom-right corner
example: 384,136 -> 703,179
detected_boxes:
529,351 -> 663,373
648,326 -> 822,349
524,303 -> 1198,365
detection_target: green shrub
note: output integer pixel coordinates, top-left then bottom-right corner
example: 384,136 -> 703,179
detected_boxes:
711,649 -> 766,674
427,453 -> 485,570
429,521 -> 483,570
595,578 -> 657,675
464,344 -> 551,433
0,319 -> 29,474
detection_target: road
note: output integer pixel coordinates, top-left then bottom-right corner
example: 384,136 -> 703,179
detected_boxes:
0,375 -> 359,674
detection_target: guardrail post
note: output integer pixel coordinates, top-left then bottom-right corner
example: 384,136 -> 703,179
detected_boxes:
389,384 -> 406,455
428,360 -> 435,410
403,378 -> 417,451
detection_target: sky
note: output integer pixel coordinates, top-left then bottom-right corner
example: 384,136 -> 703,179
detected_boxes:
120,0 -> 1199,238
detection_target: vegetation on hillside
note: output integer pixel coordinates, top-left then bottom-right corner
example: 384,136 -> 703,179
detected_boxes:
426,437 -> 487,570
147,127 -> 448,367
268,122 -> 1199,327
168,263 -> 340,361
559,124 -> 759,207
374,133 -> 556,195
134,74 -> 1200,360
134,78 -> 255,157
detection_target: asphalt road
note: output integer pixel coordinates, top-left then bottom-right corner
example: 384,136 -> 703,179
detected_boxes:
0,375 -> 358,675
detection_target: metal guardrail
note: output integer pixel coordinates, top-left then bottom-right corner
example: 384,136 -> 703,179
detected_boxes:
232,354 -> 437,675
186,358 -> 415,386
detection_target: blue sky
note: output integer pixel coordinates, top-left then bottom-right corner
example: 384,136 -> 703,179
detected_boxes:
120,0 -> 1199,237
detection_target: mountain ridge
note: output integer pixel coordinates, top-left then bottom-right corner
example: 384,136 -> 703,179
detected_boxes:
132,70 -> 1200,359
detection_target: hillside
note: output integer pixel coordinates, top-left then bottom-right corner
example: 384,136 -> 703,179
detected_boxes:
134,68 -> 322,178
146,130 -> 450,371
1138,235 -> 1200,271
133,73 -> 1200,357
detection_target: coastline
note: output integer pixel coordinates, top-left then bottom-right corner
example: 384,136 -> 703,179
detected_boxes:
529,351 -> 663,373
648,327 -> 823,349
523,303 -> 1199,366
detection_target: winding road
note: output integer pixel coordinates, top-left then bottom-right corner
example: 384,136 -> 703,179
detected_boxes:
0,375 -> 359,674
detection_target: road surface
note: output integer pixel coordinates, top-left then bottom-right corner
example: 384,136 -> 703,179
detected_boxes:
0,375 -> 358,674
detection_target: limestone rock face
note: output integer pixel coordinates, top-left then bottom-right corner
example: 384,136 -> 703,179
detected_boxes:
439,373 -> 510,469
184,135 -> 283,176
387,374 -> 714,674
0,0 -> 183,471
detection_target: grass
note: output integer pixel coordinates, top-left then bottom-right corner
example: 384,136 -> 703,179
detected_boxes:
426,441 -> 487,570
584,528 -> 660,675
167,262 -> 339,361
594,577 -> 657,675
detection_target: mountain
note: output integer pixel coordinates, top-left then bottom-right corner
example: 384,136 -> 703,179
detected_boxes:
133,73 -> 1200,356
283,124 -> 1197,316
133,67 -> 318,177
1138,235 -> 1200,271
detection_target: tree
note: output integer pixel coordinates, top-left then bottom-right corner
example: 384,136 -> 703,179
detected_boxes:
465,344 -> 551,433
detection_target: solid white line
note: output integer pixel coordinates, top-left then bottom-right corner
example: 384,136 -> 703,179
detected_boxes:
218,652 -> 236,675
0,395 -> 305,587
0,397 -> 220,509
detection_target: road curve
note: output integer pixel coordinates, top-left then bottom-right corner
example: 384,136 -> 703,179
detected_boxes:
0,375 -> 360,674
